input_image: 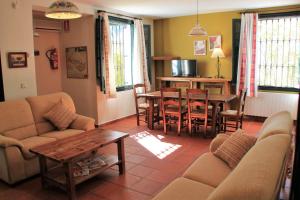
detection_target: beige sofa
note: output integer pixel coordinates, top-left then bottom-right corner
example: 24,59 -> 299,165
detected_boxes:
153,111 -> 293,200
0,92 -> 95,184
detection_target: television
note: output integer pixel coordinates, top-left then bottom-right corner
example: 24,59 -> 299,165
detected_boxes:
171,59 -> 197,77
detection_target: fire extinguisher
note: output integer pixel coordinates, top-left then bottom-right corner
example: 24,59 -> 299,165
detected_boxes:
45,48 -> 58,69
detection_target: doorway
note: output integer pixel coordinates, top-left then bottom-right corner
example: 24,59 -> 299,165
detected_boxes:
33,11 -> 62,95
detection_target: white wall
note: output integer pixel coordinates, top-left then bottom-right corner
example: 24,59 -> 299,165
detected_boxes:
60,16 -> 98,121
245,92 -> 299,120
0,0 -> 37,100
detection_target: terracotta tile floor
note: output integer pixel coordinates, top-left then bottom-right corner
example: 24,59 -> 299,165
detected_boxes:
0,116 -> 263,200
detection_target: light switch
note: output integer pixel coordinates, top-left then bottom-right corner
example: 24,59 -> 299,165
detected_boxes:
20,83 -> 27,89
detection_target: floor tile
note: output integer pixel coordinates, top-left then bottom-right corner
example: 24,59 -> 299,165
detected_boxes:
128,178 -> 165,196
128,165 -> 156,177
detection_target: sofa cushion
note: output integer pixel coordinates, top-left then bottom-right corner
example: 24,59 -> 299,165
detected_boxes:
44,101 -> 77,131
257,111 -> 292,141
0,100 -> 37,140
213,129 -> 257,168
209,133 -> 230,152
21,136 -> 56,150
26,92 -> 76,134
41,129 -> 84,140
183,152 -> 232,187
207,134 -> 291,200
153,177 -> 214,200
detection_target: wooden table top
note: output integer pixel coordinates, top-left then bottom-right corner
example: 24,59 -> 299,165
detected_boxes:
30,129 -> 129,162
139,91 -> 237,103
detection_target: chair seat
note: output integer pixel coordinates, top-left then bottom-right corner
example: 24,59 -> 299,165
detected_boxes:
190,110 -> 207,119
221,109 -> 243,116
138,103 -> 158,109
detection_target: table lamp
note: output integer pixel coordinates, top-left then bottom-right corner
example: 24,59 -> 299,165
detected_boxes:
211,48 -> 225,78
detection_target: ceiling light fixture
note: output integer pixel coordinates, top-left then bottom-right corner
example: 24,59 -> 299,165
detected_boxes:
45,0 -> 82,20
188,0 -> 207,36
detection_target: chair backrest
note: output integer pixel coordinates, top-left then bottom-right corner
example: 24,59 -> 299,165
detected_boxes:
186,89 -> 208,116
237,89 -> 247,115
161,88 -> 182,113
133,84 -> 146,110
172,81 -> 191,92
204,84 -> 223,94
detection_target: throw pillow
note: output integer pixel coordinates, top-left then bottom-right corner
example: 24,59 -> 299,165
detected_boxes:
213,129 -> 257,168
44,100 -> 77,131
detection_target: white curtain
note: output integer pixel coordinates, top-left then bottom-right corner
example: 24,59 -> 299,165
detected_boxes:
102,13 -> 117,98
236,13 -> 258,97
133,19 -> 151,92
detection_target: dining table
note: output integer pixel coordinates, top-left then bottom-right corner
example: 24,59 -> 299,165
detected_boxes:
139,91 -> 237,137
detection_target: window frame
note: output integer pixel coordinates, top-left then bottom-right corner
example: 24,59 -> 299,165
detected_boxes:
109,16 -> 134,92
257,11 -> 300,92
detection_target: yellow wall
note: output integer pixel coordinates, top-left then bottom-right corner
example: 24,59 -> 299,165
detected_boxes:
154,11 -> 240,79
154,5 -> 300,80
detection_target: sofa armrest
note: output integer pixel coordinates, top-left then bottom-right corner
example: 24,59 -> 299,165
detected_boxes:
209,133 -> 230,152
70,114 -> 95,131
0,135 -> 35,159
0,134 -> 24,148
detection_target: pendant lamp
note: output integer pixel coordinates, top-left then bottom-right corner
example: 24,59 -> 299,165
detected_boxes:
189,0 -> 207,36
45,0 -> 82,20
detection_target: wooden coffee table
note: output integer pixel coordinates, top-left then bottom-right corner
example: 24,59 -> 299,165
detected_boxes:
30,129 -> 129,200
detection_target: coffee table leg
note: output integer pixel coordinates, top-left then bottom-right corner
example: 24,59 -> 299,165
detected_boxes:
117,139 -> 125,174
39,156 -> 47,188
64,162 -> 76,200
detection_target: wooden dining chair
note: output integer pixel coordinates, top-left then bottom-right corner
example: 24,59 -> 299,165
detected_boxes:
219,89 -> 247,132
186,89 -> 209,136
161,88 -> 187,135
203,84 -> 223,132
133,84 -> 159,126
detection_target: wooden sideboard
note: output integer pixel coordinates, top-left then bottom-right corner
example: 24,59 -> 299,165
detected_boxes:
156,77 -> 232,95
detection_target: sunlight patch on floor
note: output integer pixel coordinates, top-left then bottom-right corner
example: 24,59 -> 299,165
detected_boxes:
131,131 -> 181,159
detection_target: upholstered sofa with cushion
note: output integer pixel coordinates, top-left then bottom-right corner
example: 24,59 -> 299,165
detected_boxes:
153,111 -> 293,200
0,92 -> 95,184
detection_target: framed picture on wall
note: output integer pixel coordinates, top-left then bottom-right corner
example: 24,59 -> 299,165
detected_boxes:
208,35 -> 222,51
7,52 -> 27,68
66,46 -> 88,79
194,40 -> 206,56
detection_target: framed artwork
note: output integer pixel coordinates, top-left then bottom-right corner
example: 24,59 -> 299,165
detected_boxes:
66,46 -> 88,79
208,35 -> 222,51
194,40 -> 206,56
7,52 -> 27,68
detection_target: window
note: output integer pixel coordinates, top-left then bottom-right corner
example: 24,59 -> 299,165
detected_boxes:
109,17 -> 134,91
257,13 -> 300,91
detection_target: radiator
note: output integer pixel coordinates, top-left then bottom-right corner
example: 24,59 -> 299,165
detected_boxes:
244,92 -> 299,120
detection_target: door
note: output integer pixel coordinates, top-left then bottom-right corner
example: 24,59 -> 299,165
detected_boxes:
143,24 -> 152,83
0,52 -> 4,101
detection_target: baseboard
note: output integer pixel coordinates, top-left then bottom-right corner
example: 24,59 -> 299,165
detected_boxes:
96,114 -> 136,127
